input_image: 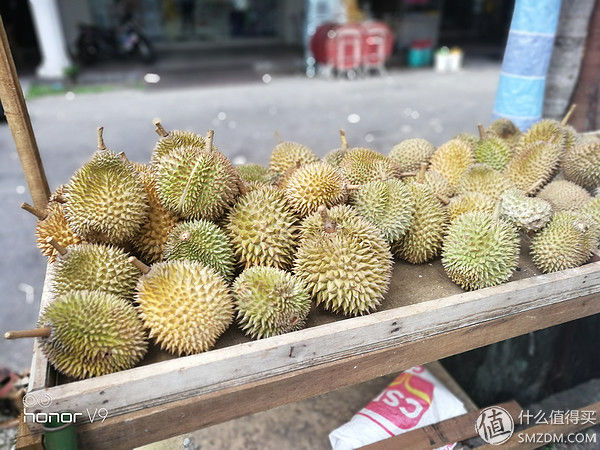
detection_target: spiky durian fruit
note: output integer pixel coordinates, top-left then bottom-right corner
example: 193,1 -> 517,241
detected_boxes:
27,203 -> 83,263
562,140 -> 600,190
131,164 -> 180,263
522,119 -> 566,148
454,133 -> 479,150
447,192 -> 497,221
237,163 -> 271,185
537,180 -> 591,212
164,219 -> 235,281
350,179 -> 415,243
48,184 -> 67,205
388,138 -> 436,173
456,164 -> 515,200
504,141 -> 562,194
323,129 -> 350,168
393,183 -> 447,264
37,290 -> 147,379
64,130 -> 149,245
283,162 -> 347,217
226,186 -> 298,269
233,267 -> 311,339
530,211 -> 597,273
269,141 -> 319,178
487,118 -> 520,140
442,212 -> 519,290
155,143 -> 239,220
429,139 -> 474,186
294,208 -> 392,316
497,188 -> 552,232
135,259 -> 234,355
150,120 -> 206,164
406,170 -> 455,198
340,148 -> 401,185
582,197 -> 600,232
300,205 -> 373,242
562,125 -> 578,153
475,136 -> 513,170
52,243 -> 139,300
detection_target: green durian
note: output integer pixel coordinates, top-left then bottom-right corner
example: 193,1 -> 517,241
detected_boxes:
150,120 -> 206,164
504,141 -> 562,194
269,141 -> 319,177
562,140 -> 600,190
475,136 -> 513,170
456,164 -> 515,200
233,266 -> 311,339
388,138 -> 436,172
522,119 -> 566,148
237,163 -> 271,184
497,188 -> 552,232
340,148 -> 400,185
537,179 -> 591,212
442,212 -> 520,290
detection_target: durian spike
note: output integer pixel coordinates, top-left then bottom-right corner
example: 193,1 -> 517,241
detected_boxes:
417,162 -> 428,183
45,237 -> 67,256
21,202 -> 47,220
561,104 -> 577,126
477,124 -> 485,139
5,327 -> 51,340
436,194 -> 450,205
118,151 -> 128,161
274,131 -> 282,143
318,205 -> 337,234
205,130 -> 214,151
340,129 -> 348,151
238,180 -> 248,196
153,118 -> 169,137
527,179 -> 546,196
97,127 -> 107,151
129,256 -> 151,274
180,231 -> 191,242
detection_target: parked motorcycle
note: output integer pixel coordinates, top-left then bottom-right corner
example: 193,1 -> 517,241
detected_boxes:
76,13 -> 156,65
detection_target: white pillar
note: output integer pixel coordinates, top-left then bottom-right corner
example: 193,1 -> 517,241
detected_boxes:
29,0 -> 72,79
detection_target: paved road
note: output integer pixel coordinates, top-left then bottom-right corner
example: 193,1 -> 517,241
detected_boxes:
0,63 -> 500,370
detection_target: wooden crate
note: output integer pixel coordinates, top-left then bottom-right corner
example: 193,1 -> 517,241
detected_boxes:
22,250 -> 600,449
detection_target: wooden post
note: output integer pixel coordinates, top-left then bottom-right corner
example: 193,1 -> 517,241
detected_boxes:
0,16 -> 50,209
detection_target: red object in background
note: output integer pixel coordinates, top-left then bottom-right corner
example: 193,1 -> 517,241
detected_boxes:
332,23 -> 363,70
310,22 -> 337,65
361,21 -> 394,68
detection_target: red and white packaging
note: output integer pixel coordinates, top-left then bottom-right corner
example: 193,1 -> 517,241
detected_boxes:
329,365 -> 467,449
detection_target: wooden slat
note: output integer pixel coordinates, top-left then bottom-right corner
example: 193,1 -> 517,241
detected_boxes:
58,291 -> 600,449
360,401 -> 522,450
15,415 -> 43,450
0,15 -> 50,209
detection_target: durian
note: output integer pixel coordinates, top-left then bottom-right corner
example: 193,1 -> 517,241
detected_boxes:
497,188 -> 552,232
323,129 -> 350,168
155,130 -> 240,220
64,128 -> 149,245
453,133 -> 479,150
134,258 -> 234,355
537,180 -> 591,212
442,212 -> 519,290
164,219 -> 235,281
150,120 -> 206,164
522,119 -> 566,148
447,192 -> 497,222
388,138 -> 436,173
582,197 -> 600,232
237,163 -> 271,184
233,266 -> 311,339
406,169 -> 455,199
456,164 -> 514,200
283,162 -> 347,217
429,139 -> 474,186
226,185 -> 298,269
504,141 -> 562,194
350,179 -> 415,242
269,140 -> 319,178
51,241 -> 140,300
294,207 -> 392,316
340,148 -> 401,185
486,118 -> 520,140
562,140 -> 600,190
475,136 -> 513,170
530,211 -> 597,273
5,290 -> 148,379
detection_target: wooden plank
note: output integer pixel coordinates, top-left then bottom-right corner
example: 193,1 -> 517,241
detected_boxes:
50,291 -> 600,449
479,401 -> 600,450
15,415 -> 43,450
24,261 -> 600,428
360,401 -> 522,450
0,15 -> 50,209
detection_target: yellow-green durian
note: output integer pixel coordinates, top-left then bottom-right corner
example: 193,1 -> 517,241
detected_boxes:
530,211 -> 598,273
453,133 -> 479,150
323,129 -> 350,168
237,163 -> 271,184
52,243 -> 139,300
226,186 -> 298,269
340,148 -> 401,185
406,169 -> 455,199
37,290 -> 147,379
537,179 -> 591,212
486,118 -> 520,140
497,188 -> 552,232
388,138 -> 436,172
562,140 -> 600,190
269,141 -> 319,177
521,119 -> 566,148
456,164 -> 515,200
164,219 -> 235,281
429,139 -> 474,186
475,136 -> 513,170
350,179 -> 415,243
233,266 -> 311,339
33,203 -> 83,263
150,120 -> 206,164
447,192 -> 497,222
504,141 -> 562,194
442,212 -> 519,290
582,197 -> 600,232
135,260 -> 234,355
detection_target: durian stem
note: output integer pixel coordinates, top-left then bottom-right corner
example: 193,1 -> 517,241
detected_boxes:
21,202 -> 47,220
399,171 -> 417,178
238,180 -> 248,196
118,151 -> 129,162
436,194 -> 450,205
345,184 -> 361,191
5,326 -> 51,340
205,130 -> 214,152
561,104 -> 577,126
153,119 -> 169,137
97,127 -> 107,151
129,256 -> 151,274
45,237 -> 67,256
274,131 -> 282,144
318,205 -> 337,234
527,179 -> 546,196
477,124 -> 485,139
416,162 -> 427,183
339,129 -> 348,151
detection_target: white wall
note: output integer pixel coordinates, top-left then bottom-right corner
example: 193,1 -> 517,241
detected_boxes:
57,0 -> 92,52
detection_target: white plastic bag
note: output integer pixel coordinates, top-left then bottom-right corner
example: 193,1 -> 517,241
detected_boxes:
329,365 -> 467,450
